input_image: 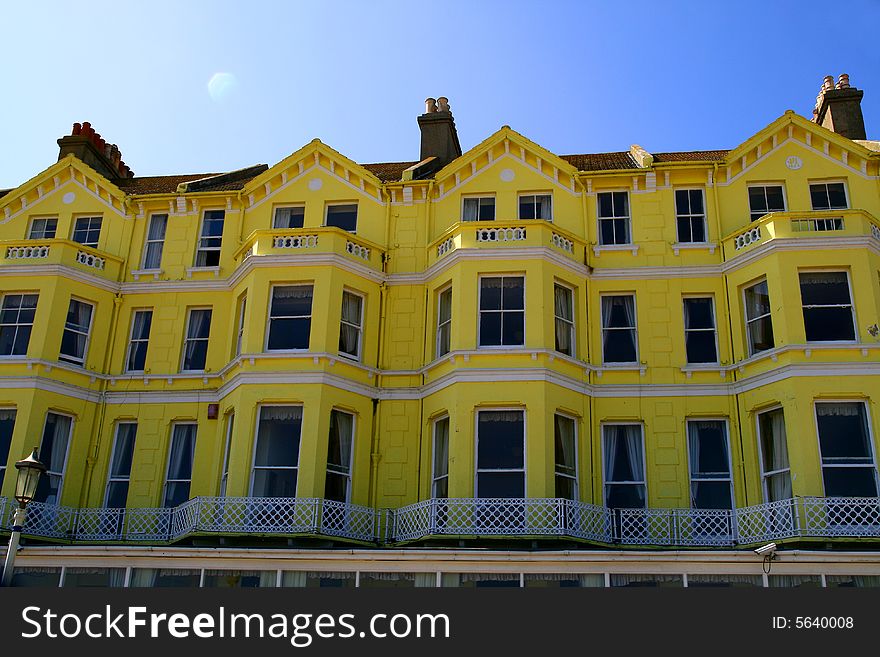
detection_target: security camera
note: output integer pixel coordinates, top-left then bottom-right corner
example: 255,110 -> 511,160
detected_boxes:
754,542 -> 777,556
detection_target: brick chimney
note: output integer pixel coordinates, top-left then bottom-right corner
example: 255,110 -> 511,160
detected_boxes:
57,122 -> 134,179
811,74 -> 867,140
417,96 -> 462,173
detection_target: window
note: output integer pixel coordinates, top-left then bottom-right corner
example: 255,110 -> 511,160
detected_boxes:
675,189 -> 706,243
325,410 -> 354,503
273,206 -> 305,229
476,410 -> 525,498
602,424 -> 646,509
799,272 -> 855,341
251,406 -> 302,497
432,416 -> 449,498
105,423 -> 137,507
757,408 -> 791,502
597,191 -> 630,245
747,185 -> 785,222
0,410 -> 16,489
72,216 -> 102,248
195,209 -> 225,267
479,276 -> 524,347
553,284 -> 575,357
163,424 -> 196,507
219,413 -> 234,497
59,298 -> 94,365
35,412 -> 72,504
436,286 -> 452,358
339,291 -> 363,360
0,294 -> 38,356
683,297 -> 718,364
816,402 -> 878,497
687,420 -> 732,509
810,182 -> 848,210
554,414 -> 577,500
326,204 -> 358,232
181,308 -> 212,371
142,214 -> 167,269
267,285 -> 313,350
28,217 -> 57,239
518,194 -> 552,220
125,310 -> 153,372
743,280 -> 774,356
600,295 -> 637,363
234,294 -> 247,357
462,197 -> 495,222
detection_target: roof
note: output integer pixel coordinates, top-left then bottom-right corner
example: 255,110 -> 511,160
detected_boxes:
362,161 -> 419,182
652,150 -> 730,163
559,152 -> 638,171
0,189 -> 11,200
113,169 -> 266,195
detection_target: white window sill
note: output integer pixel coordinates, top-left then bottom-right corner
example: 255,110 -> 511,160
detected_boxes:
596,363 -> 646,377
185,266 -> 220,278
680,364 -> 727,379
131,268 -> 162,281
672,241 -> 717,255
593,244 -> 639,257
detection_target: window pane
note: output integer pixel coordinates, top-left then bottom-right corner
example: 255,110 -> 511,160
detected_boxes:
827,183 -> 847,208
254,410 -> 302,467
274,207 -> 305,229
479,313 -> 502,346
477,412 -> 524,470
326,204 -> 358,232
823,468 -> 878,497
110,424 -> 137,478
684,298 -> 714,329
105,481 -> 130,508
479,278 -> 502,310
252,470 -> 297,497
605,483 -> 645,509
817,403 -> 873,462
501,311 -> 524,345
800,272 -> 850,305
803,308 -> 855,341
501,278 -> 524,309
477,472 -> 525,498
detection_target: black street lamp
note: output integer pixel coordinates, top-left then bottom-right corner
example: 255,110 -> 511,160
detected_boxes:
1,449 -> 47,587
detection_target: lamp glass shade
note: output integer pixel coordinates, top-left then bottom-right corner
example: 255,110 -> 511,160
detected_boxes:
14,449 -> 47,506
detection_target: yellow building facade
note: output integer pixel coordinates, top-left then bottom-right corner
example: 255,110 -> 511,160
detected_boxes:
1,77 -> 879,588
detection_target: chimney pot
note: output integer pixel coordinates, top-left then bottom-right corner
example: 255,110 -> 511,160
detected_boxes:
72,122 -> 82,135
437,96 -> 450,112
425,97 -> 437,114
837,73 -> 850,89
82,122 -> 93,137
822,75 -> 835,92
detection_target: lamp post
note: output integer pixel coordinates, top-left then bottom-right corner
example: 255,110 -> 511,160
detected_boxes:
1,449 -> 47,587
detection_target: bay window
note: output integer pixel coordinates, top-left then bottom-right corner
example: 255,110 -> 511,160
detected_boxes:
251,406 -> 302,497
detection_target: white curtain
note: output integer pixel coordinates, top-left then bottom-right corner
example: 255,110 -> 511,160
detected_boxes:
41,413 -> 71,503
554,286 -> 573,354
604,425 -> 643,482
816,402 -> 860,417
261,406 -> 303,422
768,575 -> 821,588
329,411 -> 353,472
601,296 -> 635,353
187,309 -> 211,339
129,569 -> 158,587
433,419 -> 449,480
414,573 -> 436,588
539,195 -> 552,220
745,282 -> 769,319
340,293 -> 361,354
167,425 -> 196,480
767,410 -> 791,500
463,198 -> 478,222
554,416 -> 576,472
281,571 -> 307,587
480,410 -> 523,423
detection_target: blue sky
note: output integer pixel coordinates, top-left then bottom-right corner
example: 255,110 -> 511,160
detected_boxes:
1,0 -> 878,188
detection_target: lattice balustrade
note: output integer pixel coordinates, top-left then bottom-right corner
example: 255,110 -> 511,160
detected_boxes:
559,500 -> 612,542
801,497 -> 880,537
273,234 -> 319,249
6,245 -> 50,259
319,499 -> 379,542
735,499 -> 797,543
345,241 -> 370,260
674,509 -> 735,546
550,233 -> 574,253
476,226 -> 527,243
0,497 -> 9,530
871,223 -> 880,241
75,250 -> 105,269
20,501 -> 76,539
169,498 -> 201,539
124,508 -> 172,541
74,507 -> 126,540
437,237 -> 454,257
734,226 -> 762,250
198,497 -> 319,534
614,508 -> 674,545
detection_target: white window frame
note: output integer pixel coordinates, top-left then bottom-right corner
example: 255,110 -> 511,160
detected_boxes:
436,285 -> 452,359
553,412 -> 578,501
597,190 -> 631,245
742,279 -> 774,357
71,216 -> 102,248
553,281 -> 575,357
265,284 -> 313,352
601,422 -> 647,509
461,195 -> 496,222
474,408 -> 527,498
814,400 -> 879,498
338,289 -> 364,361
431,415 -> 450,498
747,183 -> 787,222
325,203 -> 358,233
674,188 -> 708,243
685,418 -> 734,510
0,408 -> 17,488
808,180 -> 849,211
59,297 -> 94,366
219,412 -> 234,497
249,405 -> 303,497
104,422 -> 137,508
141,213 -> 168,270
518,193 -> 553,221
682,295 -> 719,365
798,269 -> 858,343
125,309 -> 153,373
38,411 -> 74,505
0,292 -> 38,358
234,294 -> 247,357
163,423 -> 197,508
600,293 -> 639,365
273,205 -> 306,229
756,405 -> 792,503
194,209 -> 225,267
180,307 -> 212,372
477,274 -> 526,349
325,408 -> 356,503
28,216 -> 58,240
